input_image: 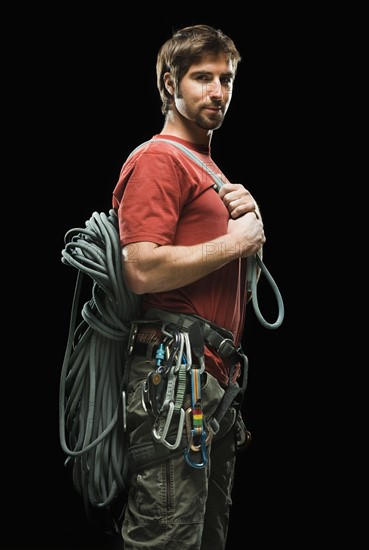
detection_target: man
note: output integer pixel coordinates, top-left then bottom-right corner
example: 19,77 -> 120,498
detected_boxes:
112,24 -> 265,549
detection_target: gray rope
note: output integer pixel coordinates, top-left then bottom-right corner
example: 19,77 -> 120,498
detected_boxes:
59,209 -> 140,509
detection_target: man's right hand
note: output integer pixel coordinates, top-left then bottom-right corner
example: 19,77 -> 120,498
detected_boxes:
227,212 -> 265,258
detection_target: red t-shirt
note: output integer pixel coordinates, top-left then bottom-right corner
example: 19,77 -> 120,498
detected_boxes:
112,135 -> 248,386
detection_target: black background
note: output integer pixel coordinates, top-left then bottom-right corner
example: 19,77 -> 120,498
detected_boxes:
4,7 -> 318,549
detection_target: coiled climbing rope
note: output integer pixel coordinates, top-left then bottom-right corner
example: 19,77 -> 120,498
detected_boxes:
59,209 -> 140,512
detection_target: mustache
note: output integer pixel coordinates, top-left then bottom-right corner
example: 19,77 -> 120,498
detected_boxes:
202,101 -> 224,111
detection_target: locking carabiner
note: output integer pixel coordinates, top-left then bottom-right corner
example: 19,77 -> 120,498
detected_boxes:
184,429 -> 208,469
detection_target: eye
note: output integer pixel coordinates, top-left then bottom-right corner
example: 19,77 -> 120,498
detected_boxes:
197,74 -> 212,82
221,77 -> 233,86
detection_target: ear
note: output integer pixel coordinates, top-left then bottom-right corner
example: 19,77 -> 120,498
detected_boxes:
163,72 -> 174,95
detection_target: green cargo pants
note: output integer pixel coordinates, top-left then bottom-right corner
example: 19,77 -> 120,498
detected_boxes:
121,352 -> 242,550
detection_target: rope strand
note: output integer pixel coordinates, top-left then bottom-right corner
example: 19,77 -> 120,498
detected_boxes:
59,209 -> 140,510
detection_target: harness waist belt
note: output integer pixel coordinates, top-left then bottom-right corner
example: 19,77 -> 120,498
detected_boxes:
143,308 -> 243,364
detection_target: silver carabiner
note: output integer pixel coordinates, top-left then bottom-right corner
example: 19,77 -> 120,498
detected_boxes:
152,402 -> 185,450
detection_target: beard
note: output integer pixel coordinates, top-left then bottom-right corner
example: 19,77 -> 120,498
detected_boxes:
194,107 -> 225,130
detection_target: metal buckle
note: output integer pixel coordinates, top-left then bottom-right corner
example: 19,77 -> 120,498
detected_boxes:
217,337 -> 235,358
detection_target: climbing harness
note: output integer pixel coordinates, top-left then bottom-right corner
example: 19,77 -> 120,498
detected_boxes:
136,318 -> 213,470
59,138 -> 285,526
130,308 -> 250,470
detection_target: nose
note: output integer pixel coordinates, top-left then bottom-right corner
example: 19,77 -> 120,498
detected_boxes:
207,79 -> 223,100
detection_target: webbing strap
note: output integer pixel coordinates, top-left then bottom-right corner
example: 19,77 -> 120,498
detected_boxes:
143,308 -> 249,421
144,308 -> 243,365
208,352 -> 249,435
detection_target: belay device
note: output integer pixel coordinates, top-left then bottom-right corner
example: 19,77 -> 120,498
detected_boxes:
58,139 -> 285,528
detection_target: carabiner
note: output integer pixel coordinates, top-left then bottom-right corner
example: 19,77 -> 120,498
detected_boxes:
152,402 -> 185,450
184,430 -> 208,469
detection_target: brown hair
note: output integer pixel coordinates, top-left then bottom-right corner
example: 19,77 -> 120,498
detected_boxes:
156,24 -> 242,115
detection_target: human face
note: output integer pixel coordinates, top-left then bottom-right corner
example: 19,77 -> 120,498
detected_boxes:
174,54 -> 235,131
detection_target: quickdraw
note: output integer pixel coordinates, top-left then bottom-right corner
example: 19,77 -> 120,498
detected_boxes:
184,366 -> 211,469
140,322 -> 211,468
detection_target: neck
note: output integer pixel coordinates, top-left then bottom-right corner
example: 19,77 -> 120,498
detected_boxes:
160,112 -> 213,147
